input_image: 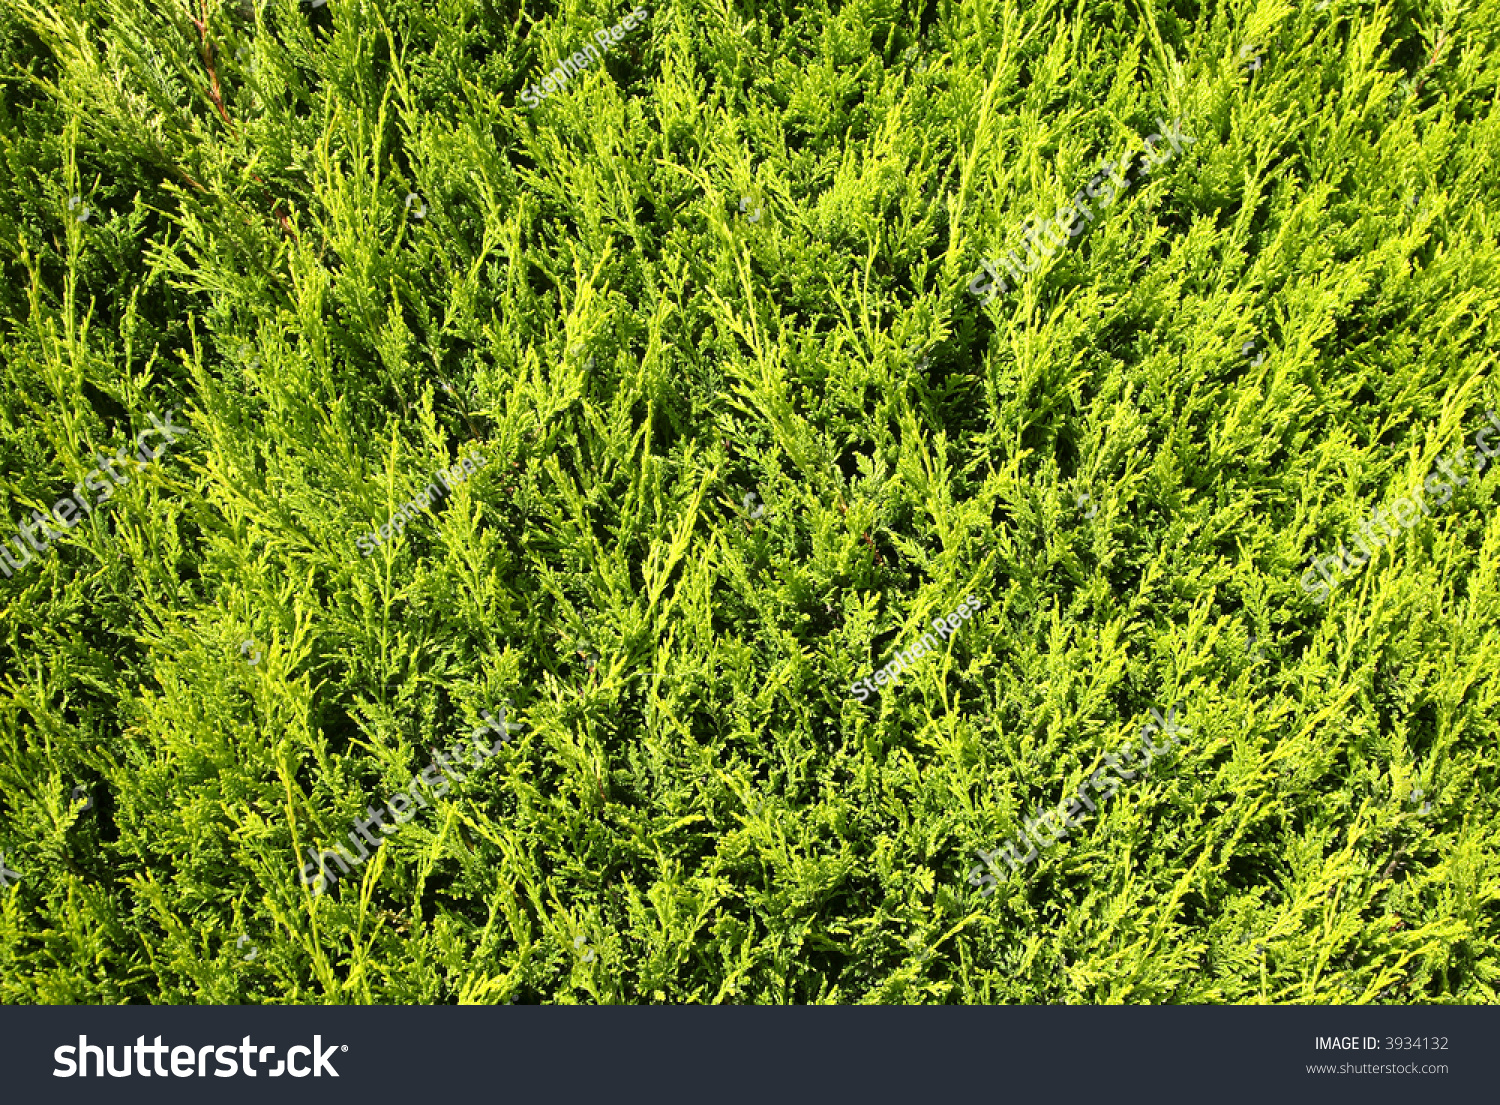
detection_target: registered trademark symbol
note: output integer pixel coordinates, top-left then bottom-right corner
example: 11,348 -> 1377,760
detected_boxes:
342,1045 -> 348,1051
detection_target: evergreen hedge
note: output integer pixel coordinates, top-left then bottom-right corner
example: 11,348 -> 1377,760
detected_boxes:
1,0 -> 1497,1004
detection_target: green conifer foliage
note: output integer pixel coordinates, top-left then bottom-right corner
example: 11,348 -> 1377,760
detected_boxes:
0,0 -> 1497,1004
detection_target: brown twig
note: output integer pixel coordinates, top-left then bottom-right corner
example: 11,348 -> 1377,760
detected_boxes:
273,204 -> 300,241
172,164 -> 210,194
191,1 -> 237,136
1381,847 -> 1408,881
184,2 -> 301,243
834,497 -> 885,565
1411,27 -> 1452,102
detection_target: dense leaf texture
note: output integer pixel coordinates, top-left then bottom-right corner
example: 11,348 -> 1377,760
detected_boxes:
0,0 -> 1497,1004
